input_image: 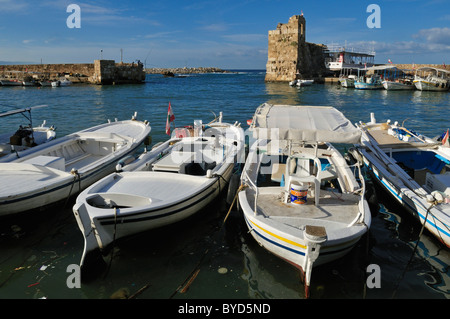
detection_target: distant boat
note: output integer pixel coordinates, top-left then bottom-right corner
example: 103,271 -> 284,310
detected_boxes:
59,78 -> 73,86
51,78 -> 72,87
297,79 -> 314,87
0,79 -> 23,86
339,67 -> 362,88
376,65 -> 415,90
354,67 -> 383,90
39,81 -> 53,87
22,81 -> 37,87
382,80 -> 415,90
413,67 -> 450,91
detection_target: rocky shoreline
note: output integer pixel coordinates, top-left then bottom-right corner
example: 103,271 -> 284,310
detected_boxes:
145,67 -> 229,76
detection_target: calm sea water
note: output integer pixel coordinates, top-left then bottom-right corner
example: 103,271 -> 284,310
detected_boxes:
0,71 -> 449,301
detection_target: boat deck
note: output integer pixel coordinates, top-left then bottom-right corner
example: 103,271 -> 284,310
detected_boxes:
246,186 -> 360,226
367,128 -> 437,149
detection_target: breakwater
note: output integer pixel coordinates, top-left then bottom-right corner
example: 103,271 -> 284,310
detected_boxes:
393,64 -> 449,73
0,60 -> 145,85
145,67 -> 228,76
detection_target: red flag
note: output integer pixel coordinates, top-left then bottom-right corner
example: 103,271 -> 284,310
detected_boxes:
165,102 -> 175,135
443,129 -> 449,146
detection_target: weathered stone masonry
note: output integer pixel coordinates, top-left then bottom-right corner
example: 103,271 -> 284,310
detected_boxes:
265,15 -> 327,82
0,60 -> 145,84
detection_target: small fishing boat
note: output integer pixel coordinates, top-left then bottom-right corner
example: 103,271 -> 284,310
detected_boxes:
238,104 -> 371,297
413,67 -> 450,91
339,67 -> 361,88
379,65 -> 415,90
297,79 -> 314,87
351,113 -> 450,248
59,78 -> 73,86
72,113 -> 245,268
354,66 -> 383,90
0,113 -> 151,216
382,80 -> 415,90
0,105 -> 56,157
340,74 -> 357,88
39,81 -> 53,87
0,79 -> 23,86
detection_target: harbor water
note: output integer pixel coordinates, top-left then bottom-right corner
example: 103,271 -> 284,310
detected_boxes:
0,71 -> 450,301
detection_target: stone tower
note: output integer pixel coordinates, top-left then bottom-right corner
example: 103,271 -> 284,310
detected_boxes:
265,15 -> 326,82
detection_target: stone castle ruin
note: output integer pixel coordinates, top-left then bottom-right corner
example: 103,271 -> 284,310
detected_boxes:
265,15 -> 327,82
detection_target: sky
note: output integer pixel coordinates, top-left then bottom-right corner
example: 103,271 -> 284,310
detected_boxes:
0,0 -> 449,69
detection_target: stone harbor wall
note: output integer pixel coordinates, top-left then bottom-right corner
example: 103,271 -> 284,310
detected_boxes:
91,60 -> 146,84
0,60 -> 145,84
265,15 -> 328,82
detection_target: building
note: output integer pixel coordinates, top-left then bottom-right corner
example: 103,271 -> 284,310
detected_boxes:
265,14 -> 327,82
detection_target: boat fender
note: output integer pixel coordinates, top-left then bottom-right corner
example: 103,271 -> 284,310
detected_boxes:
206,169 -> 213,178
431,191 -> 445,203
426,194 -> 436,203
116,155 -> 136,171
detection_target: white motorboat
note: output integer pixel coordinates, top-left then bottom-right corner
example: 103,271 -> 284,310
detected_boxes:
238,104 -> 371,297
352,113 -> 450,248
382,80 -> 415,90
0,105 -> 56,157
297,79 -> 314,87
413,67 -> 450,91
339,67 -> 360,88
340,75 -> 357,88
0,79 -> 23,86
0,113 -> 151,216
51,78 -> 72,87
72,113 -> 245,268
39,81 -> 53,87
378,65 -> 415,90
59,78 -> 73,86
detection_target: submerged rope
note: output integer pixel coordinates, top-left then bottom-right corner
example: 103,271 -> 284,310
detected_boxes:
103,207 -> 118,279
391,201 -> 435,298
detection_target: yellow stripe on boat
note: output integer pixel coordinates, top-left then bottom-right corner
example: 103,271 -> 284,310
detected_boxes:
248,218 -> 307,249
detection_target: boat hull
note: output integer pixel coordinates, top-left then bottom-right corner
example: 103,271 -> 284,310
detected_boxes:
354,116 -> 450,247
414,80 -> 449,91
340,78 -> 355,88
382,80 -> 415,90
354,81 -> 383,90
72,120 -> 245,267
357,147 -> 450,248
74,165 -> 234,266
0,117 -> 151,216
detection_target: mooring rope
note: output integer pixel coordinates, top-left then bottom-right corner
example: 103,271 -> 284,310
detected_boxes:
103,207 -> 118,279
64,169 -> 80,208
391,201 -> 436,298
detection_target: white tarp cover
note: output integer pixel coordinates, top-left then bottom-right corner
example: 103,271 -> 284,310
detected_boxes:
251,103 -> 361,144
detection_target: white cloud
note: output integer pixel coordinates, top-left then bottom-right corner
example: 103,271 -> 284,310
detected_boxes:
0,0 -> 27,12
413,27 -> 450,46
